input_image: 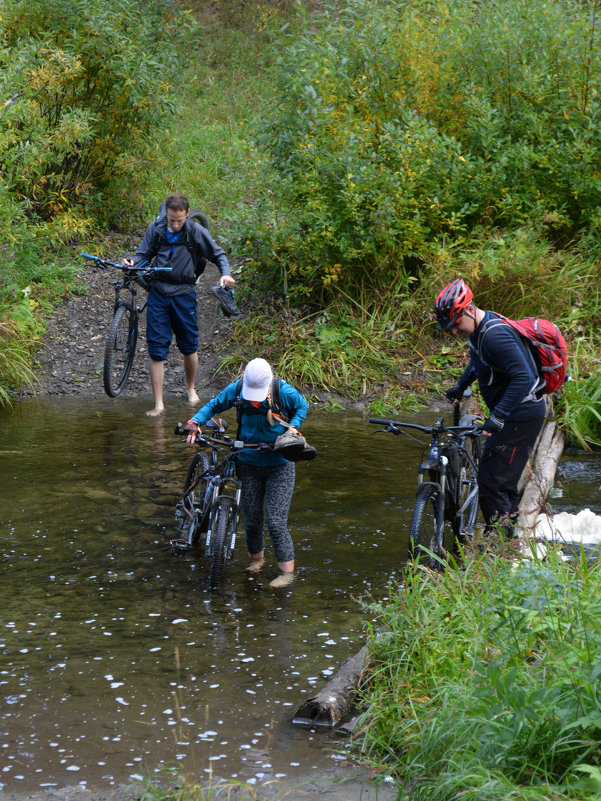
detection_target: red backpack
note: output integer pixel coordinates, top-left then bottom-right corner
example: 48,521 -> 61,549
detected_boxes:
479,315 -> 567,394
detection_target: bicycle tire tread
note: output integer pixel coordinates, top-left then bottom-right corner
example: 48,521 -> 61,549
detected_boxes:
103,303 -> 137,397
409,484 -> 444,567
209,498 -> 235,590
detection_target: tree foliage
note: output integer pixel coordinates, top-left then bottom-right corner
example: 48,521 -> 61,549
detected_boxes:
0,0 -> 193,231
235,0 -> 601,302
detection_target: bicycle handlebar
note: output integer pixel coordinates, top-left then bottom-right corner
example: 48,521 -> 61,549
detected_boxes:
369,417 -> 483,437
173,423 -> 273,452
81,252 -> 171,272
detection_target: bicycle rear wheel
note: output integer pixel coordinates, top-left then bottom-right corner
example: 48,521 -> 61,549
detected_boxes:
174,452 -> 211,550
409,484 -> 445,567
188,209 -> 210,230
208,497 -> 236,590
103,303 -> 138,397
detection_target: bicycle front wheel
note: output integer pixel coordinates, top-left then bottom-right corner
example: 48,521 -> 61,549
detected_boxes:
103,303 -> 138,397
409,484 -> 445,566
209,497 -> 236,590
175,452 -> 211,545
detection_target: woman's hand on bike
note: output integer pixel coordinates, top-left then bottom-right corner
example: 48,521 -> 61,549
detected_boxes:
122,257 -> 135,269
184,420 -> 201,444
219,275 -> 236,287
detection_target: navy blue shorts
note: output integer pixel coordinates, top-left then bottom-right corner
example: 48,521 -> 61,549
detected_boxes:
146,289 -> 198,361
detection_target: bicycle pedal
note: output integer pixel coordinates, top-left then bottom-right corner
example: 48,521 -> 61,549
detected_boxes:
169,538 -> 192,555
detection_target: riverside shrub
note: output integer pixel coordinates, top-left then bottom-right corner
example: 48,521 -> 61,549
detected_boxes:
0,0 -> 193,225
235,0 -> 601,303
361,549 -> 601,800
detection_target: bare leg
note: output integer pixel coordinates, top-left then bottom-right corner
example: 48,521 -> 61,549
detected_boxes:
183,352 -> 200,404
147,358 -> 165,417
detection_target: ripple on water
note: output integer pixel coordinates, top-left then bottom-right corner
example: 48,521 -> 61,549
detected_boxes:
1,399 -> 595,792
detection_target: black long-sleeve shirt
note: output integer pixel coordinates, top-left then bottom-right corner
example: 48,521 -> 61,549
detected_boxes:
457,311 -> 546,423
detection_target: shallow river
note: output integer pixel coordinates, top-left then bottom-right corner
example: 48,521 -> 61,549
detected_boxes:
0,397 -> 598,793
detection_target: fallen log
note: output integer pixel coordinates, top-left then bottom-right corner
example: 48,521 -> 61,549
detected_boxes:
292,646 -> 369,728
516,419 -> 565,549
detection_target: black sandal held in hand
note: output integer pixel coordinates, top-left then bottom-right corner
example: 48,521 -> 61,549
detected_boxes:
211,284 -> 243,318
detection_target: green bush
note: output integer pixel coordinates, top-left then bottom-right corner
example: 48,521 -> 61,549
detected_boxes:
232,0 -> 601,304
360,549 -> 601,800
0,0 -> 194,227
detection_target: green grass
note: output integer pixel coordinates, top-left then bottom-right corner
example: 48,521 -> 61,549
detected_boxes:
357,542 -> 601,800
556,338 -> 601,450
142,1 -> 285,227
0,309 -> 39,403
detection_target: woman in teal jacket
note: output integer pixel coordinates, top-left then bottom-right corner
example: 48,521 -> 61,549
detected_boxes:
185,358 -> 308,588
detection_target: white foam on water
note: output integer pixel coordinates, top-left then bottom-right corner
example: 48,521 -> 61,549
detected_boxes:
535,508 -> 601,544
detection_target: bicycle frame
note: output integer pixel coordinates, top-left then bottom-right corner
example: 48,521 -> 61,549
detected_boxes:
111,272 -> 148,316
369,411 -> 482,554
416,422 -> 479,534
415,421 -> 449,545
173,424 -> 272,560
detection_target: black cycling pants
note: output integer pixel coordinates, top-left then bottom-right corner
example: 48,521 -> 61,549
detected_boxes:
478,416 -> 545,536
238,461 -> 296,563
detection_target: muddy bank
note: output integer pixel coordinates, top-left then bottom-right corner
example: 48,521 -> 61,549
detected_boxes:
26,254 -> 366,414
27,255 -> 238,406
0,771 -> 395,801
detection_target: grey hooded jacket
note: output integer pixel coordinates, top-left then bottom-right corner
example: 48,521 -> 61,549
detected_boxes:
133,217 -> 231,297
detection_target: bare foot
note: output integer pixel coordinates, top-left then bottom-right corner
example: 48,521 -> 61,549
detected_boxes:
269,572 -> 295,588
245,557 -> 265,574
187,390 -> 200,404
146,406 -> 165,417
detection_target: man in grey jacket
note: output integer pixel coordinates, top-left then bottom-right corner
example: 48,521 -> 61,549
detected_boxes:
123,193 -> 234,416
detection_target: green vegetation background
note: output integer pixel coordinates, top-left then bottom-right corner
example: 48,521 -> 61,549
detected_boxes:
1,0 -> 600,445
4,4 -> 601,800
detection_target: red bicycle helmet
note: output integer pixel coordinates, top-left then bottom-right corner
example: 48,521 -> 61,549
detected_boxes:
434,279 -> 473,330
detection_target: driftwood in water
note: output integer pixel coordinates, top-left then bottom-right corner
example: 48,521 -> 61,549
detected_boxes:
292,646 -> 369,728
516,419 -> 565,544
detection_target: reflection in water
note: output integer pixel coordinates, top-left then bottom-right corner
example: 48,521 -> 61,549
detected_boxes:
0,397 -> 596,792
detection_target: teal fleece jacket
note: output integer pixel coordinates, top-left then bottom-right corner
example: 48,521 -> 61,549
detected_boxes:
190,380 -> 309,466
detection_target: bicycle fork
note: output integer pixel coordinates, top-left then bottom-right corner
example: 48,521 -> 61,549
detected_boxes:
418,452 -> 448,549
204,478 -> 242,558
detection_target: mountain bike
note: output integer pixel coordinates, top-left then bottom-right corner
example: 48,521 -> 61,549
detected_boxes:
172,419 -> 272,590
82,253 -> 170,397
369,397 -> 482,567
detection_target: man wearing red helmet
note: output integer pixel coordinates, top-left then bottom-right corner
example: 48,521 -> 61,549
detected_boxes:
434,279 -> 546,538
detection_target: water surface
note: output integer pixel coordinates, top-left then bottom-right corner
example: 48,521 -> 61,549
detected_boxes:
0,397 -> 417,792
0,398 -> 597,792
